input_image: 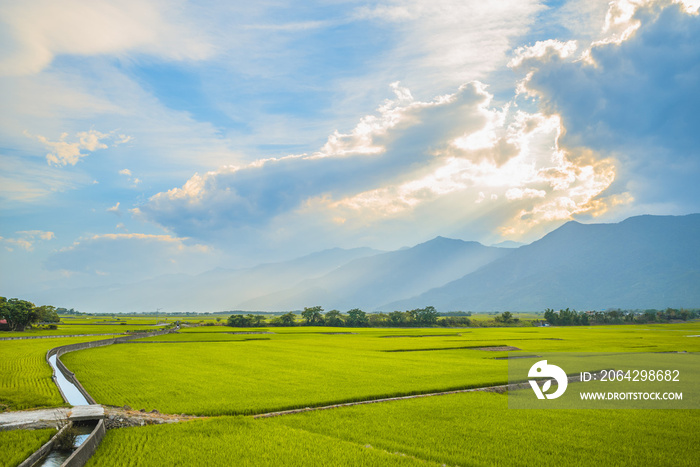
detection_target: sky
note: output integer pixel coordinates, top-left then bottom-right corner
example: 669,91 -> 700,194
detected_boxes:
1,0 -> 699,298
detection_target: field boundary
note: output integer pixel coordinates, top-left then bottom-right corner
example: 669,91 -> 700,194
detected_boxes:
252,371 -> 604,419
252,383 -> 525,418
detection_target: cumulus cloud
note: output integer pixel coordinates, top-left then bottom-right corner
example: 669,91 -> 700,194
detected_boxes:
0,0 -> 213,76
26,129 -> 130,166
514,0 -> 700,215
139,80 -> 618,246
45,233 -> 214,279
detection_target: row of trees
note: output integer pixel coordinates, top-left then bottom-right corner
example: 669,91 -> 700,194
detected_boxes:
0,297 -> 61,331
227,306 -> 455,328
543,307 -> 699,326
299,306 -> 443,327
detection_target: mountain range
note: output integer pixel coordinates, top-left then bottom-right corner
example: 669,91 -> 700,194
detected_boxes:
27,213 -> 700,313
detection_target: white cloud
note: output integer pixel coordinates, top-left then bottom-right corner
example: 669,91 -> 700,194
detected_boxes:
0,154 -> 91,202
514,0 -> 700,218
139,80 -> 620,248
0,0 -> 213,76
26,129 -> 128,166
353,0 -> 545,89
1,230 -> 55,251
508,40 -> 578,69
107,202 -> 121,215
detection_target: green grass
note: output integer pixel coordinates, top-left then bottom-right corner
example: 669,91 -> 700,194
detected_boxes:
0,428 -> 56,467
86,416 -> 430,467
61,324 -> 700,415
270,390 -> 700,466
0,336 -> 112,411
0,323 -> 165,338
85,389 -> 700,466
4,322 -> 699,466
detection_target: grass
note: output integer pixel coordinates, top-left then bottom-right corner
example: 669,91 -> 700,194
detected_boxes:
61,324 -> 700,415
3,321 -> 699,465
0,336 -> 113,411
0,428 -> 56,467
270,390 -> 700,466
0,324 -> 165,338
86,416 -> 430,467
85,389 -> 700,466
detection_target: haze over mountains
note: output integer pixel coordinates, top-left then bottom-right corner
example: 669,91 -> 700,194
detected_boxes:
388,214 -> 700,312
28,214 -> 700,313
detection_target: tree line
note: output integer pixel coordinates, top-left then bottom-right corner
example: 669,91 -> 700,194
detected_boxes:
227,306 -> 476,328
543,307 -> 699,326
0,297 -> 61,331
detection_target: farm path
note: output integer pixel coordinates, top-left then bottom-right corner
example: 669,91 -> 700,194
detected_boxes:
0,405 -> 103,430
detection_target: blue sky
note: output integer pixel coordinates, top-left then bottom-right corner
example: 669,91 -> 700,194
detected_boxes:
1,0 -> 699,298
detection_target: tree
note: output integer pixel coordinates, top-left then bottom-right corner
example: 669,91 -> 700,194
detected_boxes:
544,308 -> 557,325
251,315 -> 266,326
346,308 -> 368,327
325,310 -> 344,327
0,298 -> 37,331
278,312 -> 297,327
389,311 -> 406,326
34,305 -> 60,323
495,311 -> 518,324
414,306 -> 439,326
369,313 -> 389,327
227,314 -> 253,327
301,306 -> 324,325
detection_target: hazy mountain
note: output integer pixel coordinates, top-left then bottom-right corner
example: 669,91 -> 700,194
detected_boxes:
490,240 -> 524,248
239,237 -> 511,311
30,247 -> 381,313
385,214 -> 700,312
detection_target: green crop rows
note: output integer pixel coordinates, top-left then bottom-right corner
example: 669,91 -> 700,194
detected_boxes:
3,322 -> 699,466
0,336 -> 111,411
86,416 -> 428,467
62,324 -> 700,416
86,391 -> 699,467
0,324 -> 164,338
0,428 -> 56,467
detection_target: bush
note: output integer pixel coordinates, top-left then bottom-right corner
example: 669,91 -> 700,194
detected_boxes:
54,423 -> 78,451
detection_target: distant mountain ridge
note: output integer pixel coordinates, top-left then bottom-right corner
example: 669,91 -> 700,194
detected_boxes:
385,214 -> 700,311
25,213 -> 700,313
239,237 -> 510,311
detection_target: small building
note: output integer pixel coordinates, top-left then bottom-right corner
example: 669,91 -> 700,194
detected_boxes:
0,319 -> 9,331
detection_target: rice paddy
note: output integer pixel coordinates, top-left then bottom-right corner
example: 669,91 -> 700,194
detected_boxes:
86,391 -> 700,467
3,319 -> 699,466
0,428 -> 56,467
0,336 -> 115,411
61,324 -> 700,416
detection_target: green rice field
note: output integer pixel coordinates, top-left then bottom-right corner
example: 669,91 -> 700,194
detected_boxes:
86,416 -> 427,467
2,320 -> 699,466
0,428 -> 56,467
62,324 -> 700,416
86,391 -> 699,467
0,336 -> 116,411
